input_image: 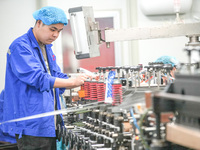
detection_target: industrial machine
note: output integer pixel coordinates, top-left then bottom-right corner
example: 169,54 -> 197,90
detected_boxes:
150,39 -> 200,150
57,62 -> 177,150
58,44 -> 200,150
55,6 -> 200,150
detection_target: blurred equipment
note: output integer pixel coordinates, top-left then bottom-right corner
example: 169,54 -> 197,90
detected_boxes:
68,6 -> 100,59
150,37 -> 200,150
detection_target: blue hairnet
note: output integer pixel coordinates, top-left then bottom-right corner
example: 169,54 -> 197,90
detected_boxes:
155,56 -> 179,67
33,6 -> 68,26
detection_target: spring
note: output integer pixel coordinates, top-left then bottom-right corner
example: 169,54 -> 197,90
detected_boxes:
83,81 -> 90,100
97,81 -> 106,102
112,83 -> 123,106
89,80 -> 98,101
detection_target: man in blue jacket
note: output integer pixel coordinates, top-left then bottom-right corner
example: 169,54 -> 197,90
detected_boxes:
1,6 -> 89,150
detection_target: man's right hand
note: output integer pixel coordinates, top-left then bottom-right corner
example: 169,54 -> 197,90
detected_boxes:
53,74 -> 92,88
71,74 -> 91,87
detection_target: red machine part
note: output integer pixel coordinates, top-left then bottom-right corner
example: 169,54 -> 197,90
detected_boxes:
89,80 -> 98,101
112,83 -> 123,106
97,82 -> 106,102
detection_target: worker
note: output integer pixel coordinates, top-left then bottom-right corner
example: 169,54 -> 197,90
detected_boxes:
155,55 -> 179,84
1,6 -> 89,150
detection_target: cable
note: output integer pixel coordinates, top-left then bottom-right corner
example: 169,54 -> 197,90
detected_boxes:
130,108 -> 140,131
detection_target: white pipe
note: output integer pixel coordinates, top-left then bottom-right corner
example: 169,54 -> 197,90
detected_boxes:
140,0 -> 193,16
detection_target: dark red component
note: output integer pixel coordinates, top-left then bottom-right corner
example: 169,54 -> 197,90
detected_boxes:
89,80 -> 98,101
97,82 -> 106,102
112,83 -> 123,106
84,81 -> 90,100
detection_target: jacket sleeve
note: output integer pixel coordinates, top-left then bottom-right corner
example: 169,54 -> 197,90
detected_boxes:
10,42 -> 56,92
53,61 -> 68,94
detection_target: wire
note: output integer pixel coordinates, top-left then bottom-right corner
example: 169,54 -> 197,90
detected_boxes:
130,108 -> 140,131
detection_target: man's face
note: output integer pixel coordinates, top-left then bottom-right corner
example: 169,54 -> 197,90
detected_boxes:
36,21 -> 64,45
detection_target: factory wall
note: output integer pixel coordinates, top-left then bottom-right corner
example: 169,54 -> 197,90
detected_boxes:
0,0 -> 37,91
136,0 -> 200,66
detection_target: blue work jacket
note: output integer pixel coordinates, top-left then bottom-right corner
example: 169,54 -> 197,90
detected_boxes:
0,90 -> 16,143
1,28 -> 68,137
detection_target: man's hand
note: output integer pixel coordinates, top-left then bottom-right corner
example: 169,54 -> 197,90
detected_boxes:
53,74 -> 92,88
71,74 -> 91,87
